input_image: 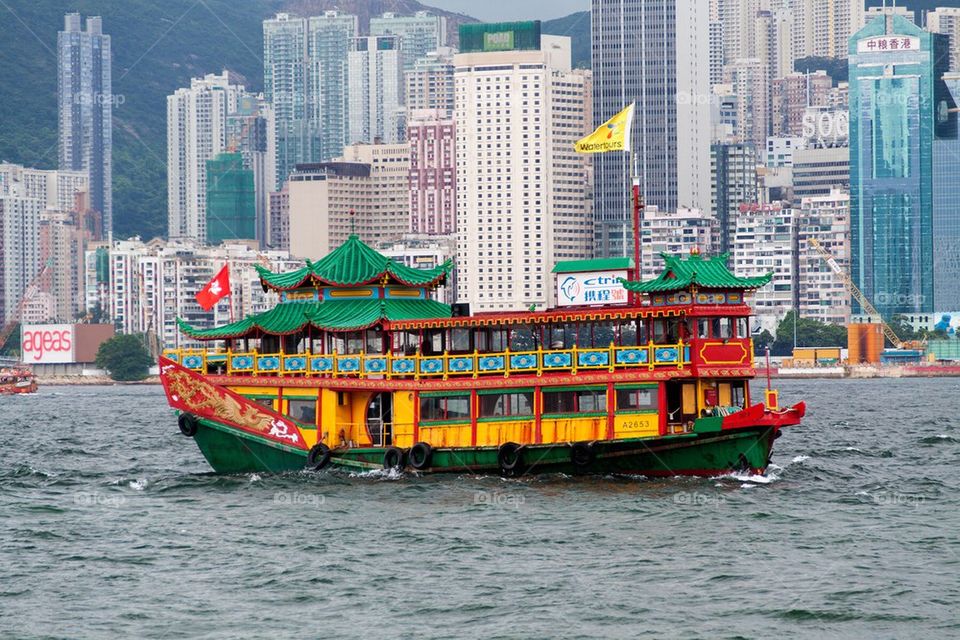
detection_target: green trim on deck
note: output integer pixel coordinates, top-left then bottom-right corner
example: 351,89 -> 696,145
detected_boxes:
476,415 -> 535,423
542,412 -> 607,420
419,418 -> 472,427
419,390 -> 472,398
477,387 -> 535,395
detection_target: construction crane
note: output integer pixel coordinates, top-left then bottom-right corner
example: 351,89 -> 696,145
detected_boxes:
807,238 -> 925,350
0,259 -> 53,353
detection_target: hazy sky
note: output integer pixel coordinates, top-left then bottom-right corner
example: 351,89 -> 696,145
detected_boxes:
423,0 -> 589,21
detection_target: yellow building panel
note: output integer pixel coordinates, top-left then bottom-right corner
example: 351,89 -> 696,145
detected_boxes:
476,420 -> 535,447
418,424 -> 472,448
541,417 -> 605,444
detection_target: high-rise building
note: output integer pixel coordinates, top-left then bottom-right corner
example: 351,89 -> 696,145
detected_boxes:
377,234 -> 457,304
797,189 -> 851,325
849,15 -> 948,317
862,6 -> 915,26
711,142 -> 759,253
790,0 -> 865,59
206,152 -> 257,244
348,36 -> 404,145
307,12 -> 359,163
771,71 -> 833,137
408,109 -> 456,235
724,58 -> 768,150
226,94 -> 276,247
405,48 -> 456,114
286,143 -> 411,260
732,202 -> 797,330
167,72 -> 244,242
39,209 -> 87,322
0,164 -> 89,214
639,207 -> 717,280
58,13 -> 112,238
791,146 -> 850,204
933,73 -> 960,313
709,21 -> 725,85
455,24 -> 593,311
717,0 -> 760,64
928,8 -> 960,71
591,0 -> 711,257
371,11 -> 447,73
0,186 -> 42,322
264,12 -> 358,185
268,184 -> 290,251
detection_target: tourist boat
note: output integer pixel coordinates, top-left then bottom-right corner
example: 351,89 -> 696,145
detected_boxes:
0,367 -> 38,394
159,236 -> 804,476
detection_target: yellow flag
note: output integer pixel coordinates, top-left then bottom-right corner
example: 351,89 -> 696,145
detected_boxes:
574,103 -> 635,153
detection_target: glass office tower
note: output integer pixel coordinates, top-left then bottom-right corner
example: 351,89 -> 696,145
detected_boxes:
849,15 -> 949,317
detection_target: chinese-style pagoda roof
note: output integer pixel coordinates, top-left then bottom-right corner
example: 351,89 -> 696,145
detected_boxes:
621,252 -> 772,293
178,298 -> 452,340
552,256 -> 634,274
256,235 -> 453,291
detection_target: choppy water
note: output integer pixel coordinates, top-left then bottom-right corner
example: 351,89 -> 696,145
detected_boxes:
1,380 -> 958,639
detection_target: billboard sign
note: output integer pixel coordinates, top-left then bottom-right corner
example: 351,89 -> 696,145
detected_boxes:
857,36 -> 919,54
483,31 -> 515,51
21,324 -> 76,364
557,271 -> 629,307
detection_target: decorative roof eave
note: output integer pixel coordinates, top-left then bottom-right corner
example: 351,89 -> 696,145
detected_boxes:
178,299 -> 452,340
619,252 -> 773,293
256,237 -> 454,291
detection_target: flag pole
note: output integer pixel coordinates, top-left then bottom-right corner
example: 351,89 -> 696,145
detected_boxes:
228,261 -> 235,324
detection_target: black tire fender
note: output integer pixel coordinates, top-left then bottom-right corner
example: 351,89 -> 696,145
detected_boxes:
497,442 -> 524,476
570,441 -> 596,468
383,446 -> 406,471
408,442 -> 433,470
178,413 -> 198,437
307,443 -> 331,470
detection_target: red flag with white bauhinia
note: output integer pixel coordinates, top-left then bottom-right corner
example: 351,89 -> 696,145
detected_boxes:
195,264 -> 231,311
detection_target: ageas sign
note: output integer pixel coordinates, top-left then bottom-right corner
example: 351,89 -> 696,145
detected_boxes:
21,324 -> 76,363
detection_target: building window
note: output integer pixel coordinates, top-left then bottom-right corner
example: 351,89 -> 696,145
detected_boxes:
420,394 -> 471,422
615,386 -> 658,413
479,391 -> 534,418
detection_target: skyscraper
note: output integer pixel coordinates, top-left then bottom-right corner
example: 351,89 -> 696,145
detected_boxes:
790,0 -> 865,60
0,185 -> 42,322
264,12 -> 357,185
591,0 -> 711,257
167,72 -> 244,242
348,36 -> 403,145
928,8 -> 960,72
226,95 -> 276,247
58,13 -> 112,239
206,152 -> 256,244
455,24 -> 593,311
370,11 -> 447,73
849,15 -> 949,317
408,110 -> 456,235
405,48 -> 456,114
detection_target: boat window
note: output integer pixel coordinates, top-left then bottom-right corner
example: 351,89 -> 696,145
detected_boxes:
510,325 -> 538,351
592,322 -> 616,348
731,381 -> 746,408
652,319 -> 668,344
253,398 -> 275,410
261,335 -> 280,353
449,328 -> 471,353
543,388 -> 607,414
423,330 -> 444,355
365,329 -> 385,354
327,334 -> 345,354
619,320 -> 638,346
420,395 -> 471,421
711,318 -> 722,339
283,334 -> 301,353
477,328 -> 507,352
716,318 -> 733,339
736,317 -> 749,338
698,319 -> 710,338
287,399 -> 316,424
392,331 -> 419,355
345,332 -> 364,354
616,387 -> 659,412
479,392 -> 534,418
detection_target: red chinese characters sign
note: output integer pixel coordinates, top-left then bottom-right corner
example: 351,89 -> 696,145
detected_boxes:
857,36 -> 919,54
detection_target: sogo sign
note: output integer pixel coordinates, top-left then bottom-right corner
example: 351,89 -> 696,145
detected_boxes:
21,324 -> 75,363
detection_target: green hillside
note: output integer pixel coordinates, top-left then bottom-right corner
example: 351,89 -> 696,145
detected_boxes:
542,11 -> 591,69
1,0 -> 281,239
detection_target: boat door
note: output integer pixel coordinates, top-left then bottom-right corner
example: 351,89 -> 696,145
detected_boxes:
366,392 -> 394,446
666,381 -> 698,428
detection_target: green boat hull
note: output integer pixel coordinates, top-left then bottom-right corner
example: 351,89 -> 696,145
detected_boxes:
188,417 -> 777,477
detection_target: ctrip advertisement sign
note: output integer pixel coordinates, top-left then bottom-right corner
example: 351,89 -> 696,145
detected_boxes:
557,271 -> 629,307
21,324 -> 75,363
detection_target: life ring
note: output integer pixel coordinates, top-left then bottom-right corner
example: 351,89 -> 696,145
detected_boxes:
178,413 -> 198,437
383,446 -> 406,471
307,443 -> 331,470
497,442 -> 524,476
570,441 -> 596,469
409,442 -> 433,470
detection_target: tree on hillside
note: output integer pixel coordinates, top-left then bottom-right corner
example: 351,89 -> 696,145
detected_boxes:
0,323 -> 21,357
794,56 -> 848,85
770,312 -> 847,356
95,334 -> 153,381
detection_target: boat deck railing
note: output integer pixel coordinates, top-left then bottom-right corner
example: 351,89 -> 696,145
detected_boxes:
162,342 -> 695,379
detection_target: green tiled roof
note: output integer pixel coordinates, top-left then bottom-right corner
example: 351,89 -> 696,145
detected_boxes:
256,235 -> 453,290
178,298 -> 452,340
552,257 -> 634,273
621,252 -> 772,293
